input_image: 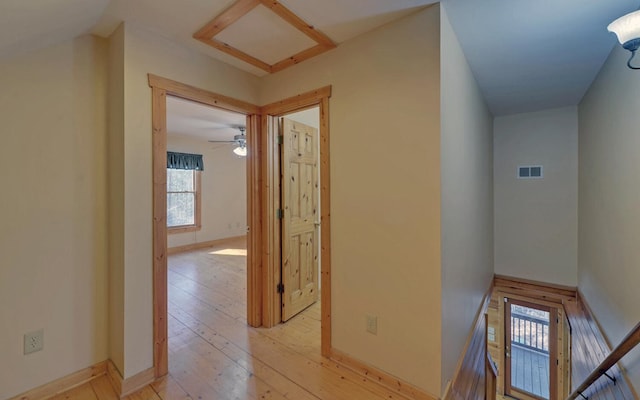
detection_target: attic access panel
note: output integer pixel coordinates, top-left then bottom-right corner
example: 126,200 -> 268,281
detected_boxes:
194,0 -> 336,74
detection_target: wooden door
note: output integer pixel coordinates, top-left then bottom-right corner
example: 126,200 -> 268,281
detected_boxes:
281,118 -> 319,321
505,298 -> 558,400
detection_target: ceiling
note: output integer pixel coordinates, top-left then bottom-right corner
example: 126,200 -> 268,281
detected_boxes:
1,0 -> 638,116
444,0 -> 640,115
0,0 -> 109,59
90,0 -> 436,76
166,96 -> 245,143
166,96 -> 319,143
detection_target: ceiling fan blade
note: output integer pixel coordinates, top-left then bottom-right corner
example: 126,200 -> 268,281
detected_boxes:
208,127 -> 246,144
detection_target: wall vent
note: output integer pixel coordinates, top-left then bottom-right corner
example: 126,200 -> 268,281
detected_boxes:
518,165 -> 543,179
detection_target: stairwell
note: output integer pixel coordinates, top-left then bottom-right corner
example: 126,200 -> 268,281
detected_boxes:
445,276 -> 638,400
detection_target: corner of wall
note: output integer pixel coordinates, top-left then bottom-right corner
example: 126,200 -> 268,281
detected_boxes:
107,21 -> 126,375
439,3 -> 495,394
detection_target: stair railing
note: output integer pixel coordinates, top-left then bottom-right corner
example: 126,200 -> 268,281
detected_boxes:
566,321 -> 640,400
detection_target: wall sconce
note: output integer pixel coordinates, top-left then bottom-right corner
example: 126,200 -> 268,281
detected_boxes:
608,10 -> 640,69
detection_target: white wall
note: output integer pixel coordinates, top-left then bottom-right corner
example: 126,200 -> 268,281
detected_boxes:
494,107 -> 578,286
0,35 -> 109,398
578,44 -> 640,387
109,22 -> 260,378
260,6 -> 442,395
167,135 -> 247,248
439,4 -> 494,394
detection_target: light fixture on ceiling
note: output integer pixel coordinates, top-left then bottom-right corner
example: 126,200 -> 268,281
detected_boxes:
608,10 -> 640,69
233,144 -> 247,157
208,126 -> 247,157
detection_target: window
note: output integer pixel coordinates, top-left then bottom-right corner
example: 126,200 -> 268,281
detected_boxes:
167,151 -> 203,232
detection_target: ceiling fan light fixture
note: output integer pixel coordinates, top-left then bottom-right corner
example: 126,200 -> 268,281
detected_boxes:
233,146 -> 247,157
608,10 -> 640,69
208,126 -> 247,156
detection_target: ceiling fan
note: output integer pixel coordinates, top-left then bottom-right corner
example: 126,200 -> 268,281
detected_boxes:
208,126 -> 247,157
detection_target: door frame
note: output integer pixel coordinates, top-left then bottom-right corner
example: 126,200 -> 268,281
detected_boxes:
260,87 -> 332,359
504,296 -> 558,400
148,74 -> 332,378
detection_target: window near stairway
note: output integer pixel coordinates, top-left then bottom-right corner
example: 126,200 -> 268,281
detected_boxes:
167,152 -> 203,233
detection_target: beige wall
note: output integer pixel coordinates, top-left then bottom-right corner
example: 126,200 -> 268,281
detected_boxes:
107,23 -> 125,374
439,4 -> 494,394
0,36 -> 109,398
261,6 -> 442,395
167,135 -> 247,248
579,44 -> 640,387
494,107 -> 578,286
109,22 -> 261,378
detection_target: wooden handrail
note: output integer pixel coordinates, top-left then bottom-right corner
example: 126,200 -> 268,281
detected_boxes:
566,321 -> 640,400
487,352 -> 498,378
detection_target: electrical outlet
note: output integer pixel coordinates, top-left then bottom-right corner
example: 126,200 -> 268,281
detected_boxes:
24,329 -> 44,355
365,315 -> 377,335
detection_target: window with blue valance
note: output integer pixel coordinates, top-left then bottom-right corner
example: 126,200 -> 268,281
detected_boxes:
167,151 -> 204,171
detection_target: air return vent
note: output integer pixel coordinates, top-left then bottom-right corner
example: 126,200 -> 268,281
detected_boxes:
518,165 -> 543,179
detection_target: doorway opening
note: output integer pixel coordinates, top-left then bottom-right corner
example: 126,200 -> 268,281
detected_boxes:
149,75 -> 261,377
505,298 -> 558,400
149,75 -> 333,378
165,95 -> 248,251
258,86 -> 332,358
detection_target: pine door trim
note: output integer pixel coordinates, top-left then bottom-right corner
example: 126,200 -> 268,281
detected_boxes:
259,86 -> 332,357
148,74 -> 263,378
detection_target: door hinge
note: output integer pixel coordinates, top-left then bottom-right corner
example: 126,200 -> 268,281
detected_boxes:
276,209 -> 284,219
277,283 -> 284,294
277,135 -> 283,145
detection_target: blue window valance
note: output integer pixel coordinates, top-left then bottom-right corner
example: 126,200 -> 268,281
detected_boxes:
167,151 -> 204,171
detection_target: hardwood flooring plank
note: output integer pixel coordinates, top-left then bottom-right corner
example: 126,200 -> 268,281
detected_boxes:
50,383 -> 98,400
169,280 -> 246,322
166,241 -> 412,400
168,254 -> 247,311
173,335 -> 289,400
52,237 -> 413,400
89,376 -> 118,400
122,386 -> 161,400
168,294 -> 407,400
150,375 -> 192,400
169,306 -> 320,400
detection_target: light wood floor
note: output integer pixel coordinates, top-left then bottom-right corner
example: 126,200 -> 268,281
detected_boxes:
54,237 -> 409,400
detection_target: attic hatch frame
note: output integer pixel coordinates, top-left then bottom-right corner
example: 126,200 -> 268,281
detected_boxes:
193,0 -> 336,74
147,73 -> 333,379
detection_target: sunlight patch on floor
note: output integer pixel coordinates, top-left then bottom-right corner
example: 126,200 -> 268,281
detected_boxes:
209,248 -> 247,256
